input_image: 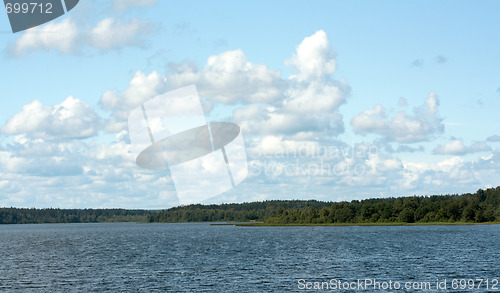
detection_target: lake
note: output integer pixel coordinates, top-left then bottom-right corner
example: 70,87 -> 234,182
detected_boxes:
0,223 -> 498,292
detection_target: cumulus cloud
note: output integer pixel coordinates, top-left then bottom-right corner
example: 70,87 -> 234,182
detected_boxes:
0,137 -> 86,177
0,134 -> 175,208
236,89 -> 347,139
396,145 -> 425,153
11,18 -> 79,56
1,96 -> 102,139
100,71 -> 167,113
433,139 -> 490,155
165,30 -> 349,138
401,156 -> 479,191
285,30 -> 336,82
384,144 -> 425,153
92,30 -> 351,205
168,50 -> 284,104
365,156 -> 402,172
472,153 -> 500,171
10,17 -> 154,56
112,0 -> 157,11
100,70 -> 168,131
232,77 -> 348,137
249,135 -> 321,158
5,29 -> 496,208
89,18 -> 153,50
351,92 -> 444,143
243,136 -> 483,199
254,32 -> 345,135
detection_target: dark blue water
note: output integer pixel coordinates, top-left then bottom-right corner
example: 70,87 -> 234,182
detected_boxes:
0,223 -> 498,292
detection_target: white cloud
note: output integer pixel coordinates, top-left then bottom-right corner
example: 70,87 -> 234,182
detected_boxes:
10,17 -> 154,56
0,139 -> 84,177
233,105 -> 342,137
100,71 -> 167,113
1,96 -> 102,139
11,18 -> 79,56
168,50 -> 284,104
99,71 -> 168,131
351,92 -> 444,143
89,18 -> 153,50
285,30 -> 336,82
233,80 -> 347,135
472,152 -> 500,170
433,139 -> 491,155
284,81 -> 345,113
0,134 -> 175,208
112,0 -> 157,11
365,156 -> 402,172
249,135 -> 321,157
433,139 -> 466,155
242,135 -> 487,201
398,156 -> 479,191
160,30 -> 349,139
4,29 -> 499,208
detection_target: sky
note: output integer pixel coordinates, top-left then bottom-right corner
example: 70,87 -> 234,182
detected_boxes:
1,0 -> 500,208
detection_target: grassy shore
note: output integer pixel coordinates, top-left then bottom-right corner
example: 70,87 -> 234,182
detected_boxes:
232,221 -> 500,227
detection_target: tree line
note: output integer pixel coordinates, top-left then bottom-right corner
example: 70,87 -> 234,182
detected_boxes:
148,200 -> 329,223
2,187 -> 499,224
0,208 -> 153,224
149,187 -> 500,224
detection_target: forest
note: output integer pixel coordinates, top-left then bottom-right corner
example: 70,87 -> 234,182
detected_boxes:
149,187 -> 500,224
1,187 -> 499,225
0,208 -> 153,224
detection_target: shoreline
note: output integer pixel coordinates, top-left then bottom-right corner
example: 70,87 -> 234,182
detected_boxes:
1,221 -> 499,226
231,222 -> 500,227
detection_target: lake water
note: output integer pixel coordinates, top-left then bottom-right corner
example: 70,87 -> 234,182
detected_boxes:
0,223 -> 498,292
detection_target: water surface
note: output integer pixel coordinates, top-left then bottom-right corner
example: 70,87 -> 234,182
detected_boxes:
0,223 -> 498,292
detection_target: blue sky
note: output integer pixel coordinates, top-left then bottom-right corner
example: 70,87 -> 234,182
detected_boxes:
1,0 -> 500,208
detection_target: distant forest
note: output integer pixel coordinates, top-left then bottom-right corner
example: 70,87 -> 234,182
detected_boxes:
149,187 -> 500,224
0,208 -> 153,224
1,187 -> 499,225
